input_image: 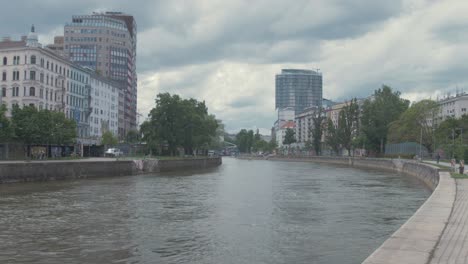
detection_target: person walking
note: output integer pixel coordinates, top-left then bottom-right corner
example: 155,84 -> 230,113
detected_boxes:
460,160 -> 465,175
436,153 -> 441,164
451,158 -> 456,172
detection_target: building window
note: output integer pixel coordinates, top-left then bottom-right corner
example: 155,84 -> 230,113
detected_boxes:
1,87 -> 5,97
30,71 -> 36,80
2,57 -> 6,65
40,73 -> 44,83
47,61 -> 49,69
40,88 -> 43,98
12,71 -> 19,81
30,87 -> 35,97
2,72 -> 6,81
30,55 -> 36,64
12,87 -> 19,97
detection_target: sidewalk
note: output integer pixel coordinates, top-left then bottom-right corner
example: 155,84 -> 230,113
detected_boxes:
424,160 -> 467,175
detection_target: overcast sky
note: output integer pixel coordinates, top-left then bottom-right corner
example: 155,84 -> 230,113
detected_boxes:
1,0 -> 467,134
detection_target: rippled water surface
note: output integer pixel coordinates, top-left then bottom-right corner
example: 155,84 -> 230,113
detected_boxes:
0,158 -> 430,264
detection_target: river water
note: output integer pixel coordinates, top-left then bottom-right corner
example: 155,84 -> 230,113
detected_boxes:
0,158 -> 430,264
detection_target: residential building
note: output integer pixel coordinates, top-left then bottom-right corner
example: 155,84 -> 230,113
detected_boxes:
88,72 -> 120,143
273,107 -> 295,144
275,69 -> 323,115
436,92 -> 468,124
0,26 -> 120,147
45,36 -> 64,57
276,121 -> 295,148
295,106 -> 319,144
63,11 -> 137,139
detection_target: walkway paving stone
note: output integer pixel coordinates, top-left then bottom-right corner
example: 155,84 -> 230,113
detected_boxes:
430,179 -> 468,264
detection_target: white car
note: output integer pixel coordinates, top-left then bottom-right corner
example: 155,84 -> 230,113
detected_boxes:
105,148 -> 123,157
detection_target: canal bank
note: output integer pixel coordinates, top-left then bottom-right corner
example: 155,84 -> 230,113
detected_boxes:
0,157 -> 222,184
264,156 -> 456,264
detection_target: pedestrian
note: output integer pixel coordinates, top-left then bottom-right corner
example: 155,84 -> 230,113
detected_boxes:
436,153 -> 440,164
460,160 -> 465,175
451,158 -> 456,172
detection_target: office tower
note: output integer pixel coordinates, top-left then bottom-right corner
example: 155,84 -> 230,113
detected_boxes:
64,12 -> 137,138
275,69 -> 323,114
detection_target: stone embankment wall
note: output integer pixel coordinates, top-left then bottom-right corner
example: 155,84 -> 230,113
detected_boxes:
267,156 -> 454,264
134,157 -> 222,174
268,156 -> 439,189
0,160 -> 134,184
0,157 -> 222,184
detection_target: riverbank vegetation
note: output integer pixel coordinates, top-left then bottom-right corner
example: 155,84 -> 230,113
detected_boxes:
140,93 -> 219,156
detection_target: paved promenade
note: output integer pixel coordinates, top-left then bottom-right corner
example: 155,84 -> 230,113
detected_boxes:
424,160 -> 468,175
430,179 -> 468,264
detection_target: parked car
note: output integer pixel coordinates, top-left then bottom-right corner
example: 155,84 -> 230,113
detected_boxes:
105,148 -> 123,157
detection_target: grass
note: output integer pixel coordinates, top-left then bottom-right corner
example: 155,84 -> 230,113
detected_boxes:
451,172 -> 468,179
422,162 -> 451,170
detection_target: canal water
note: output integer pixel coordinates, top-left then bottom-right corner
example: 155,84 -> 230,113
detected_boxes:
0,158 -> 430,264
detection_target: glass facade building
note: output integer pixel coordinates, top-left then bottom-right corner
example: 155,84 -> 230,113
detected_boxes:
64,12 -> 137,139
275,69 -> 323,114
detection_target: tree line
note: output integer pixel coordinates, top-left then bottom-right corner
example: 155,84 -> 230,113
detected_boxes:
268,85 -> 467,161
233,129 -> 277,153
0,105 -> 76,146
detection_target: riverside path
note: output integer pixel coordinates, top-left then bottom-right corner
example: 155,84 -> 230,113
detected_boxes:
430,179 -> 468,264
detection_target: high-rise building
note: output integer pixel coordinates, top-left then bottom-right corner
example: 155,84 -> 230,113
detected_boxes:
275,69 -> 323,114
63,11 -> 137,139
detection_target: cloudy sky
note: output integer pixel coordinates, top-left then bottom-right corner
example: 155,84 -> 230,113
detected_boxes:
1,0 -> 467,134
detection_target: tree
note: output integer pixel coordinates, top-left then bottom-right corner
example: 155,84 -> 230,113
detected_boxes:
101,131 -> 118,146
0,104 -> 12,142
388,99 -> 439,154
283,128 -> 296,146
325,118 -> 340,155
143,93 -> 218,156
310,107 -> 326,155
337,99 -> 360,156
361,85 -> 409,155
236,129 -> 254,153
434,115 -> 468,159
11,106 -> 76,146
125,129 -> 140,144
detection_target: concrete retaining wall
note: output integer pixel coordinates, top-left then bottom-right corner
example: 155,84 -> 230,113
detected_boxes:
0,160 -> 134,184
136,157 -> 222,173
0,157 -> 222,184
267,156 -> 454,264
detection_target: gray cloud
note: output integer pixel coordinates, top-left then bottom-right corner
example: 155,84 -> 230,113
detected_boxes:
2,0 -> 466,134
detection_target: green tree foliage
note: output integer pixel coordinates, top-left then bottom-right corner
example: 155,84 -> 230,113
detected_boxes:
141,93 -> 218,156
0,105 -> 12,142
310,107 -> 326,155
361,85 -> 409,155
102,131 -> 118,146
236,129 -> 254,153
434,115 -> 468,159
11,105 -> 76,145
388,99 -> 439,154
337,99 -> 360,156
325,118 -> 340,155
125,129 -> 140,144
283,128 -> 296,146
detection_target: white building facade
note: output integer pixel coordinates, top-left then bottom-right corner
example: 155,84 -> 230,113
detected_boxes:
436,93 -> 468,123
88,73 -> 120,143
0,26 -> 121,146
